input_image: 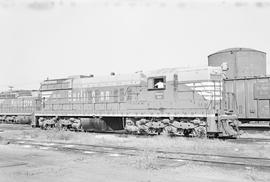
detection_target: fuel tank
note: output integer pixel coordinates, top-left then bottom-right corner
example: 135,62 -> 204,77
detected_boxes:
81,117 -> 124,132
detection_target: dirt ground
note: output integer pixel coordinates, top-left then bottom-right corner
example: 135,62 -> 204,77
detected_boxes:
0,124 -> 270,182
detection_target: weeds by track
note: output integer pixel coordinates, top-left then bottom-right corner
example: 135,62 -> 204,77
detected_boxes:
2,123 -> 270,142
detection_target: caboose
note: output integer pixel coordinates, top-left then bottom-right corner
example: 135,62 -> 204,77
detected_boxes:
34,66 -> 239,138
209,48 -> 270,126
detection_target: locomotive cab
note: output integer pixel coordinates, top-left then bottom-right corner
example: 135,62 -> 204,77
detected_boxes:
147,76 -> 166,90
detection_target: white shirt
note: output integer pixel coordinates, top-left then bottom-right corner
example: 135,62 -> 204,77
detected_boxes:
155,81 -> 165,88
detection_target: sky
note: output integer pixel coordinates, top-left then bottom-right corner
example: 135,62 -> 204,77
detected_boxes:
0,0 -> 270,90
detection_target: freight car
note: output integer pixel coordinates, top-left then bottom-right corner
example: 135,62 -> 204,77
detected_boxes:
0,90 -> 40,124
224,76 -> 270,124
30,66 -> 239,138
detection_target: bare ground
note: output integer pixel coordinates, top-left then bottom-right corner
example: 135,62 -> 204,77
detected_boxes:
0,144 -> 269,182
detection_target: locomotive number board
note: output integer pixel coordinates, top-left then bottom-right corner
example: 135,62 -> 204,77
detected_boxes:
254,82 -> 270,100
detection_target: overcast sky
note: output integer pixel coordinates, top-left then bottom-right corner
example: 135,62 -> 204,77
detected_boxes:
0,0 -> 270,90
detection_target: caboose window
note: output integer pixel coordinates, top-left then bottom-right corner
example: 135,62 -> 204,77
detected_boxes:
148,77 -> 166,90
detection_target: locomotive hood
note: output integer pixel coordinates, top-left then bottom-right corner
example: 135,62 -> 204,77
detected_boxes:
146,66 -> 222,82
72,72 -> 147,88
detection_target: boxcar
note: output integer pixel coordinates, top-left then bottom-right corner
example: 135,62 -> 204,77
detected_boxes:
224,76 -> 270,122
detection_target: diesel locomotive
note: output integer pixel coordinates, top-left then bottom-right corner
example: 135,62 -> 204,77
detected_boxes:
0,66 -> 239,138
0,90 -> 39,124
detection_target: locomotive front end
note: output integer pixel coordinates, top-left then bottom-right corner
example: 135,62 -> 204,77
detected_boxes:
207,113 -> 239,138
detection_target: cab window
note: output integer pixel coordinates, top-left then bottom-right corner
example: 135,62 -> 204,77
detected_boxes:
147,77 -> 166,90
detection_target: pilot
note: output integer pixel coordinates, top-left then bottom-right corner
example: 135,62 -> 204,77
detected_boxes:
155,81 -> 165,89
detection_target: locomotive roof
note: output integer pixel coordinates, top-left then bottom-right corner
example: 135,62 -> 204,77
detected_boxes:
72,66 -> 221,88
0,90 -> 38,99
72,72 -> 146,88
42,66 -> 222,89
147,66 -> 222,81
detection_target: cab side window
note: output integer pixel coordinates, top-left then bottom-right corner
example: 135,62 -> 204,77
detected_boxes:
147,77 -> 166,90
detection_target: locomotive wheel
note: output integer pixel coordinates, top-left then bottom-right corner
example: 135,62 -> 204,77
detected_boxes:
62,126 -> 67,131
194,126 -> 206,138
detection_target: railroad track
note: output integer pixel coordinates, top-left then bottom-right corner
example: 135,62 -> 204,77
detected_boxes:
5,138 -> 270,170
227,137 -> 270,144
239,124 -> 270,132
